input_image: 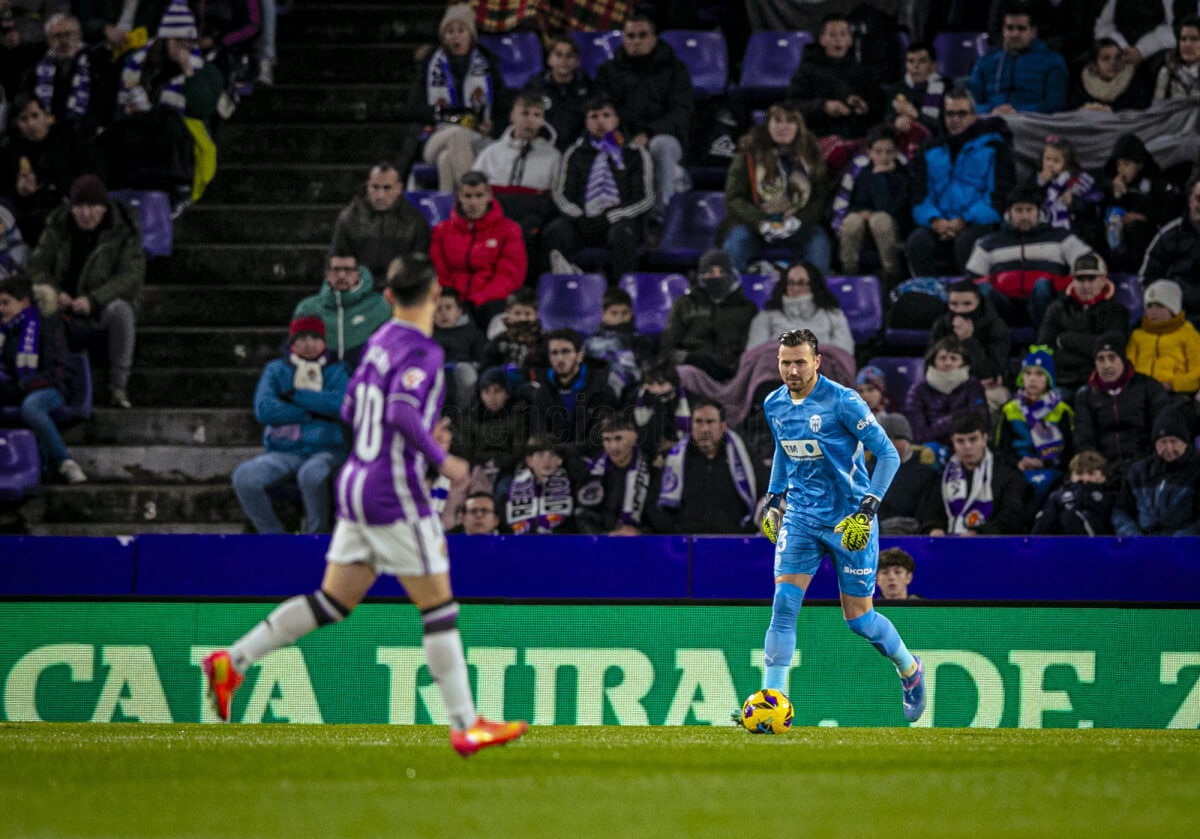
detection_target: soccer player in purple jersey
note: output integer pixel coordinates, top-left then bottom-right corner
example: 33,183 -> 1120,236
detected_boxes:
203,253 -> 528,757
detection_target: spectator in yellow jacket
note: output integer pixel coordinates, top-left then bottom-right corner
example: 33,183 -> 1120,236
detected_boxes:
1127,280 -> 1200,397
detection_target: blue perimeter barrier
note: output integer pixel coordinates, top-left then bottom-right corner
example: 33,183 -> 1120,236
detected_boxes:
2,535 -> 1198,601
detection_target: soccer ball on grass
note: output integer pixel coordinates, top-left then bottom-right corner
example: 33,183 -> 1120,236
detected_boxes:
739,688 -> 794,734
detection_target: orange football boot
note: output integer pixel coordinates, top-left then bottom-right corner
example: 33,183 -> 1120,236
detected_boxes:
202,650 -> 244,722
450,717 -> 529,757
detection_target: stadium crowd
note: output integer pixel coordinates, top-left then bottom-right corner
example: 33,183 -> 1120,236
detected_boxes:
2,0 -> 1199,539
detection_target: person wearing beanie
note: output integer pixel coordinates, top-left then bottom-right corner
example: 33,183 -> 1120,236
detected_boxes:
855,364 -> 891,418
117,0 -> 224,120
1073,329 -> 1170,479
659,248 -> 757,381
27,174 -> 144,408
408,2 -> 507,192
1037,252 -> 1131,391
873,411 -> 940,535
996,345 -> 1075,510
1127,279 -> 1200,398
457,365 -> 527,481
232,315 -> 349,535
1112,408 -> 1200,536
964,183 -> 1093,327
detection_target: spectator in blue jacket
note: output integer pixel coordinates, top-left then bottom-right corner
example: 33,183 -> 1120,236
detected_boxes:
968,4 -> 1068,115
907,87 -> 1016,277
232,316 -> 349,535
1112,408 -> 1200,536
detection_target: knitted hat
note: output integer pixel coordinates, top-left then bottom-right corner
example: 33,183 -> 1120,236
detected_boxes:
1092,330 -> 1125,359
1144,279 -> 1183,317
1006,183 -> 1044,209
479,366 -> 511,393
157,0 -> 198,39
1073,252 -> 1107,277
1017,345 -> 1056,389
879,413 -> 914,442
438,3 -> 477,44
697,249 -> 734,277
69,174 -> 107,206
855,365 -> 887,394
289,316 -> 326,342
1152,408 -> 1190,446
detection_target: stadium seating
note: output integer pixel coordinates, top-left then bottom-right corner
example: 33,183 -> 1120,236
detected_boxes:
868,356 -> 925,401
407,164 -> 438,191
649,191 -> 724,266
0,429 -> 40,502
109,190 -> 173,257
577,30 -> 623,75
660,31 -> 728,97
0,352 -> 92,427
740,272 -> 779,309
736,31 -> 812,100
619,272 -> 689,334
538,273 -> 608,334
1112,273 -> 1145,323
478,32 -> 544,89
932,31 -> 988,79
404,191 -> 456,226
828,275 -> 884,343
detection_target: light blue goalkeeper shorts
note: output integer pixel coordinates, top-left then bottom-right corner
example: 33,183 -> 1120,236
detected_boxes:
772,512 -> 878,597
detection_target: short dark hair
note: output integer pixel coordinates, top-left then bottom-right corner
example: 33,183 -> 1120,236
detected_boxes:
819,12 -> 850,34
464,491 -> 496,507
0,274 -> 33,303
625,12 -> 655,31
600,413 -> 636,433
906,40 -> 936,59
547,34 -> 580,57
584,94 -> 617,115
865,124 -> 899,150
926,335 -> 966,366
544,327 -> 583,351
506,287 -> 538,309
1002,1 -> 1036,26
369,160 -> 398,176
779,328 -> 820,356
642,360 -> 679,388
602,288 -> 633,310
878,548 -> 916,573
523,434 -> 560,457
947,279 -> 982,300
1091,37 -> 1120,62
385,252 -> 437,306
458,171 -> 489,190
440,286 -> 463,306
1007,183 -> 1045,209
691,395 -> 726,421
949,410 -> 989,438
1177,14 -> 1200,41
327,250 -> 357,266
512,90 -> 544,111
944,85 -> 975,105
11,90 -> 43,115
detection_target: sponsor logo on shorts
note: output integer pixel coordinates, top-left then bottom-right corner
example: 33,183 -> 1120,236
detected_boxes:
782,439 -> 823,460
842,566 -> 873,576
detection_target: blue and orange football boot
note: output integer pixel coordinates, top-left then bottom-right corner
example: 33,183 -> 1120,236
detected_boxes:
202,650 -> 244,722
901,655 -> 926,723
450,717 -> 529,757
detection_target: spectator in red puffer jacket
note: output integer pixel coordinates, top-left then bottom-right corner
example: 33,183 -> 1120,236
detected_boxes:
431,171 -> 527,326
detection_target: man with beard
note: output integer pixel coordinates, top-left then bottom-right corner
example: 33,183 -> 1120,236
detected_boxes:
521,327 -> 617,455
330,161 -> 430,283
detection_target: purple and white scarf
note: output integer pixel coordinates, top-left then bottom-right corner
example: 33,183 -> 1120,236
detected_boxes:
35,51 -> 90,120
0,306 -> 40,388
506,466 -> 574,534
578,447 -> 652,527
1039,170 -> 1098,230
941,450 -> 994,534
633,385 -> 691,439
658,430 -> 757,526
584,132 -> 623,218
425,45 -> 493,118
903,71 -> 944,121
120,42 -> 204,113
1018,391 -> 1065,462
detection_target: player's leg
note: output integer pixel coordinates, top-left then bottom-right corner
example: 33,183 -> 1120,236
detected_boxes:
763,519 -> 823,694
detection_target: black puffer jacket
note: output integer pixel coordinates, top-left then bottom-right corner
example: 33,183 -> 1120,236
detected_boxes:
787,45 -> 880,139
1140,210 -> 1200,315
1037,283 -> 1131,390
521,359 -> 618,454
1073,368 -> 1170,476
930,296 -> 1010,381
593,40 -> 694,145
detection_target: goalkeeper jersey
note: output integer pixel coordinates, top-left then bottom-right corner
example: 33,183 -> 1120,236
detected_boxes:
764,375 -> 900,527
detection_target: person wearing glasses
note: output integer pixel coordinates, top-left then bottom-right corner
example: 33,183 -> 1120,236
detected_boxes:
449,491 -> 501,535
968,4 -> 1068,115
292,252 -> 391,369
26,13 -> 110,130
906,86 -> 1015,278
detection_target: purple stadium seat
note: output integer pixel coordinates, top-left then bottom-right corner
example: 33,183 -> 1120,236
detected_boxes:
933,31 -> 987,78
577,30 -> 623,75
828,276 -> 884,343
884,328 -> 932,348
660,30 -> 728,97
737,31 -> 811,99
649,191 -> 724,266
1112,273 -> 1144,323
868,357 -> 925,402
407,163 -> 438,191
619,272 -> 689,334
0,429 -> 40,501
538,273 -> 608,334
740,273 -> 779,310
404,191 -> 456,226
109,190 -> 172,257
479,32 -> 544,89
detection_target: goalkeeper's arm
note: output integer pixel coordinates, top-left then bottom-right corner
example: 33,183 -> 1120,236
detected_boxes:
762,439 -> 789,543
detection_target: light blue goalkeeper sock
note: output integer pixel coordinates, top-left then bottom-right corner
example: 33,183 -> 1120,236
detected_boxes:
763,582 -> 804,693
845,609 -> 916,675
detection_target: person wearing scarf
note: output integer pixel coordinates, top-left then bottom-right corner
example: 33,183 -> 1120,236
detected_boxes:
1037,253 -> 1131,391
1071,37 -> 1145,111
503,436 -> 576,535
652,397 -> 759,534
574,415 -> 658,535
1153,16 -> 1200,102
885,41 -> 945,140
118,0 -> 223,119
34,14 -> 91,124
1127,280 -> 1200,397
997,346 -> 1074,509
904,336 -> 989,446
926,411 -> 1026,536
626,360 -> 690,462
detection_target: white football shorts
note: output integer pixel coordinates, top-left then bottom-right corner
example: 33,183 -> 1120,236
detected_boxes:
326,516 -> 449,578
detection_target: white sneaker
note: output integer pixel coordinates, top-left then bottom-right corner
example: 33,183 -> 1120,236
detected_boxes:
59,459 -> 87,484
548,249 -> 582,276
257,59 -> 274,86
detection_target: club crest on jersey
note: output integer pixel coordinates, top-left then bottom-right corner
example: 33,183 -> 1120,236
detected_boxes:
809,414 -> 822,433
402,367 -> 427,390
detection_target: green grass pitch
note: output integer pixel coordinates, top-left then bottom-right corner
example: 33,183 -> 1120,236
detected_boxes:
3,724 -> 1198,838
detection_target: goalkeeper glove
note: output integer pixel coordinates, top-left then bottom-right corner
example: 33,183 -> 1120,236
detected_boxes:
834,496 -> 880,552
761,493 -> 784,544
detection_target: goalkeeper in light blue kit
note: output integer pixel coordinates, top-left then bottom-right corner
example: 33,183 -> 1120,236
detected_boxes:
757,329 -> 925,722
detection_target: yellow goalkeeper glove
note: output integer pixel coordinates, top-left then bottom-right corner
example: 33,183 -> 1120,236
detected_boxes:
761,493 -> 784,544
834,496 -> 880,552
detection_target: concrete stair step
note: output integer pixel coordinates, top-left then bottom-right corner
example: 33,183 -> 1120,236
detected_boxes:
276,44 -> 418,83
174,204 -> 339,245
68,445 -> 262,483
218,123 -> 415,164
63,408 -> 260,446
279,5 -> 438,43
121,368 -> 260,407
149,245 -> 326,285
204,164 -> 363,204
142,284 -> 310,326
136,327 -> 288,368
32,484 -> 247,525
233,84 -> 415,123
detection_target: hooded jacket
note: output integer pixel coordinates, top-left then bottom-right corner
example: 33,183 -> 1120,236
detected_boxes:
1038,280 -> 1131,389
593,40 -> 694,145
253,354 -> 349,458
967,38 -> 1068,114
1140,210 -> 1200,315
430,200 -> 526,308
291,266 -> 390,366
1103,134 -> 1180,227
912,117 -> 1015,229
930,296 -> 1011,381
660,283 -> 758,369
1074,367 -> 1170,472
1127,312 -> 1200,393
472,124 -> 563,194
964,221 -> 1093,299
786,44 -> 880,138
330,194 -> 431,283
1112,414 -> 1200,536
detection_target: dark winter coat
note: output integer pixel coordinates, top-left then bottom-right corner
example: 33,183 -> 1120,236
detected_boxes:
787,45 -> 881,138
525,68 -> 593,151
917,454 -> 1029,534
330,195 -> 431,284
521,359 -> 618,453
1103,134 -> 1181,231
0,308 -> 68,405
1113,446 -> 1200,536
593,40 -> 694,145
430,201 -> 526,309
458,394 -> 527,476
930,299 -> 1011,381
407,42 -> 509,130
433,312 -> 487,365
967,38 -> 1068,114
553,134 -> 654,224
659,286 -> 758,371
904,376 -> 990,445
1037,283 -> 1131,389
1032,479 -> 1117,535
1140,210 -> 1200,316
0,124 -> 104,243
875,452 -> 940,525
1073,370 -> 1170,475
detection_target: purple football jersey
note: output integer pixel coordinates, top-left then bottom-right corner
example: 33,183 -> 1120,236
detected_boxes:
335,319 -> 446,525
